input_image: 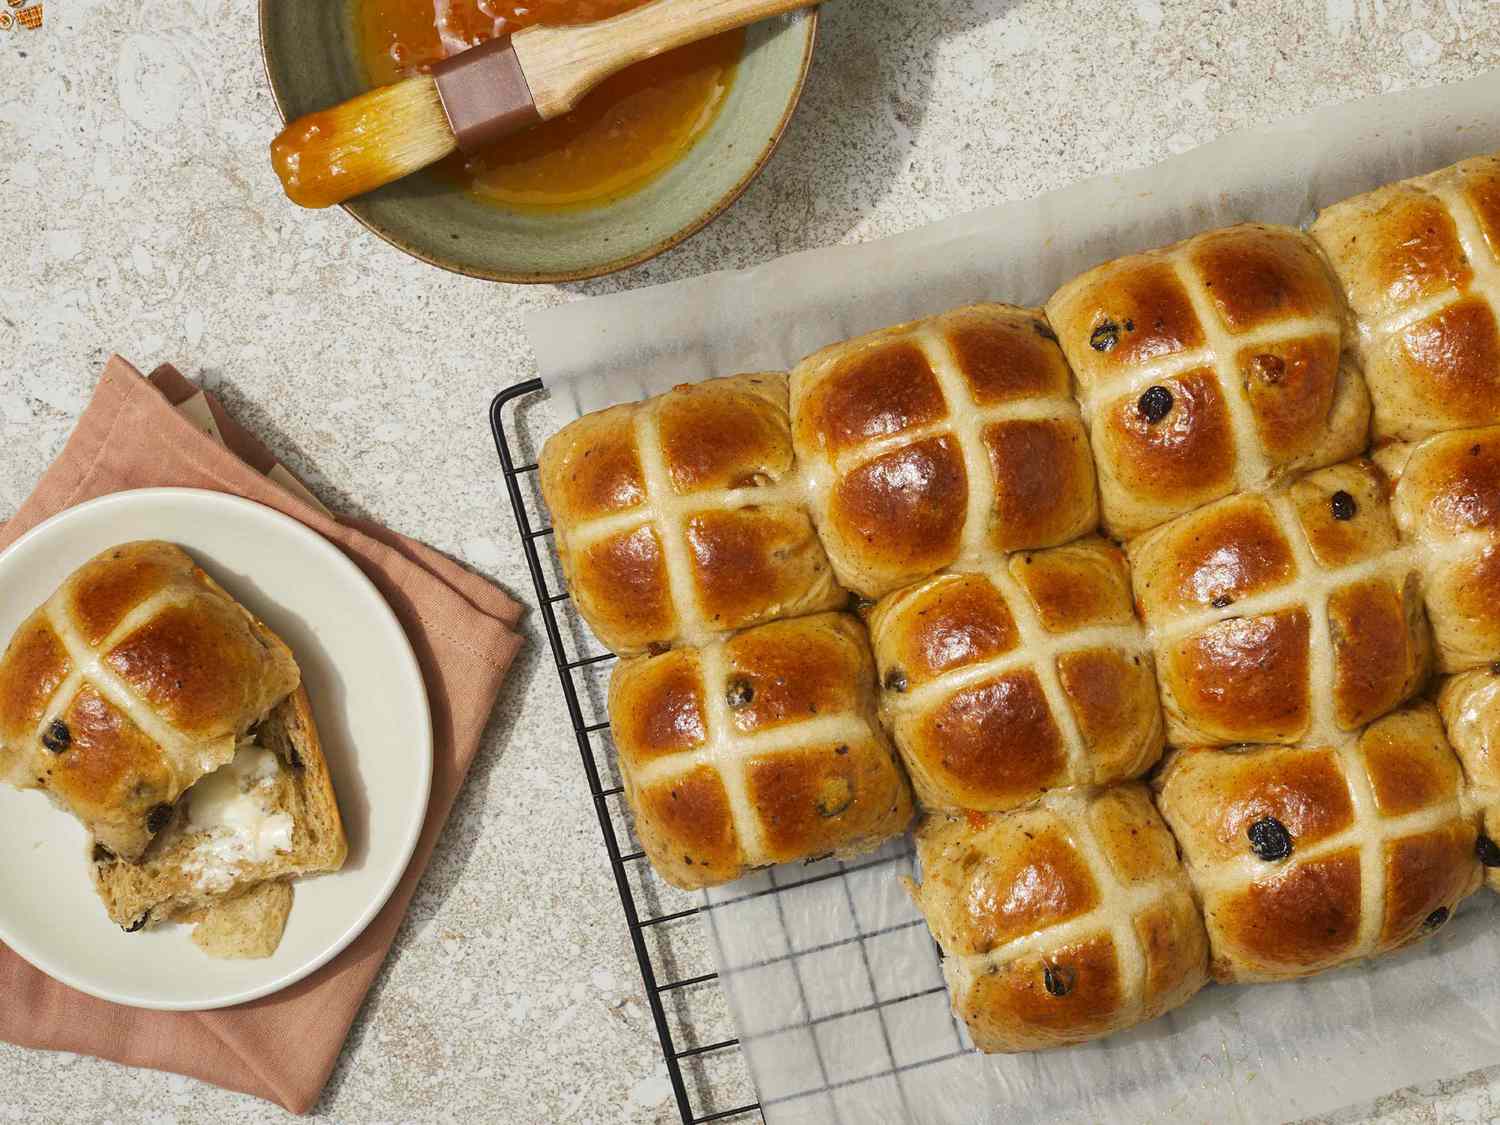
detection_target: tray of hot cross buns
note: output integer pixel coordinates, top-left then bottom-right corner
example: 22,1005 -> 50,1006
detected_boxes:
506,70 -> 1500,1125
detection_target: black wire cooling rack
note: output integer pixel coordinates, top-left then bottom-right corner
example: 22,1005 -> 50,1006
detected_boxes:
490,378 -> 974,1125
491,378 -> 761,1124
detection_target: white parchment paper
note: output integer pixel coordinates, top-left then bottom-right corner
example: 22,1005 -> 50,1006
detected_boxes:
525,71 -> 1500,1123
529,69 -> 1500,423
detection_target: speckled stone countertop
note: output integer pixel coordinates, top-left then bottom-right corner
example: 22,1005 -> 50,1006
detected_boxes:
2,1 -> 1499,1122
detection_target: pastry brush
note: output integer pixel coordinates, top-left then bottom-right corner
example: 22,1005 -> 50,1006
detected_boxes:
271,0 -> 819,209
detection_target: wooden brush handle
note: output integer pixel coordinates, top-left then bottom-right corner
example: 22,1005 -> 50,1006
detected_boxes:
512,0 -> 816,119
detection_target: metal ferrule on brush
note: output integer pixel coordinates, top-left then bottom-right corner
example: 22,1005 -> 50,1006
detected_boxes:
430,38 -> 542,154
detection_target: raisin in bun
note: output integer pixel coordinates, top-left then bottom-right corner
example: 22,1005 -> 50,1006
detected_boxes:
0,541 -> 300,860
1045,223 -> 1370,539
1156,705 -> 1480,983
539,373 -> 844,656
906,785 -> 1208,1052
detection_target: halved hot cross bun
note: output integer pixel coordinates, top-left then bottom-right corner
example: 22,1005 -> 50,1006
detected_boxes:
1437,667 -> 1500,893
1129,458 -> 1429,748
1311,153 -> 1500,442
1156,705 -> 1481,984
867,538 -> 1162,814
607,612 -> 913,890
789,304 -> 1099,599
906,785 -> 1208,1052
1046,223 -> 1370,539
0,541 -> 301,861
539,373 -> 845,656
1380,426 -> 1500,674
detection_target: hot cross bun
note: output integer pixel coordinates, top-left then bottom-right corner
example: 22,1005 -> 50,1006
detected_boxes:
607,612 -> 912,890
789,304 -> 1099,599
539,373 -> 845,656
1129,458 -> 1429,747
867,538 -> 1162,814
0,541 -> 301,861
1311,154 -> 1500,441
1437,667 -> 1500,893
1381,426 -> 1500,673
906,785 -> 1208,1052
1046,224 -> 1370,539
1156,705 -> 1481,983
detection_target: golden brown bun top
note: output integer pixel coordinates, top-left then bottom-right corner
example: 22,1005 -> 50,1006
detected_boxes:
909,786 -> 1207,1051
1159,704 -> 1466,842
1313,155 -> 1500,323
1379,425 -> 1500,674
914,787 -> 1185,957
1390,425 -> 1500,539
1051,225 -> 1344,391
539,402 -> 649,525
870,538 -> 1136,691
1156,705 -> 1479,982
796,308 -> 1072,457
1310,154 -> 1500,441
0,541 -> 300,860
538,374 -> 845,655
0,615 -> 72,758
612,616 -> 869,766
542,374 -> 794,526
1046,223 -> 1369,538
790,304 -> 1099,598
867,539 -> 1162,813
1130,458 -> 1427,747
1131,459 -> 1400,624
607,613 -> 912,889
1440,667 -> 1500,794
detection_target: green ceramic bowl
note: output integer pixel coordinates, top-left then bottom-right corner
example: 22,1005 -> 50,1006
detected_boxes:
259,3 -> 818,283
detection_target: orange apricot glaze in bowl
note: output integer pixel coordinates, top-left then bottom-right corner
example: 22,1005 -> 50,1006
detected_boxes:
356,0 -> 745,210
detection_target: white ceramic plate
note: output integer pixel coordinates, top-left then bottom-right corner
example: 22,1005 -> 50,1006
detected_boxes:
0,488 -> 432,1010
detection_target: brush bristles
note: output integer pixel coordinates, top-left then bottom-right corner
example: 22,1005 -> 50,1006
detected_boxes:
271,76 -> 457,209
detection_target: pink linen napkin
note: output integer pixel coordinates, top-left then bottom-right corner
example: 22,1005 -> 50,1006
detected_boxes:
0,356 -> 524,1113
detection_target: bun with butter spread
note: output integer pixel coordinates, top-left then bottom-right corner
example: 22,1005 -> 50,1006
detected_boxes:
0,540 -> 302,861
92,684 -> 347,947
0,540 -> 346,958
